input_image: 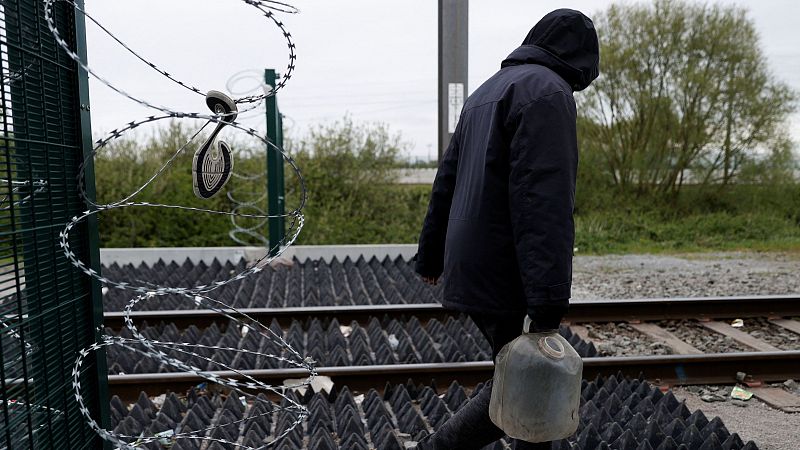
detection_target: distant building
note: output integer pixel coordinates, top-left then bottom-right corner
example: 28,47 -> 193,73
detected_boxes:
393,168 -> 436,185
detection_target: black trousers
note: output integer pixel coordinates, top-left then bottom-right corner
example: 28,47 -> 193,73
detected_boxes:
417,312 -> 552,450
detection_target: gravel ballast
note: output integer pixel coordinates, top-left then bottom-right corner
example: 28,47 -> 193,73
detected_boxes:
738,318 -> 800,351
660,320 -> 750,353
583,322 -> 672,356
572,252 -> 800,300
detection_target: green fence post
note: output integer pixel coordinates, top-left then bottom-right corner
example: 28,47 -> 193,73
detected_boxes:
0,0 -> 109,447
264,69 -> 286,256
73,1 -> 113,447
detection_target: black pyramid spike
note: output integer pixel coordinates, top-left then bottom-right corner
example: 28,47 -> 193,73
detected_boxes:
594,373 -> 605,388
605,393 -> 622,415
113,416 -> 142,437
740,442 -> 758,450
655,436 -> 679,450
301,386 -> 315,404
593,387 -> 610,405
647,387 -> 665,405
613,429 -> 640,450
698,433 -> 723,450
657,391 -> 681,412
664,418 -> 687,441
170,440 -> 199,450
338,414 -> 365,438
652,403 -> 674,426
580,400 -> 600,419
592,407 -> 614,434
582,382 -> 598,401
644,421 -> 666,447
341,433 -> 369,450
554,439 -> 574,450
383,381 -> 394,401
621,393 -> 643,411
614,406 -> 635,425
180,409 -> 206,432
637,440 -> 655,450
206,441 -> 228,450
634,397 -> 656,418
626,412 -> 648,435
127,404 -> 149,426
702,416 -> 730,442
604,376 -> 619,393
241,428 -> 265,448
309,427 -> 337,450
222,392 -> 244,419
674,402 -> 692,420
377,432 -> 403,450
602,421 -> 624,444
137,391 -> 156,412
687,410 -> 710,430
577,423 -> 603,450
721,433 -> 744,450
680,424 -> 705,449
109,395 -> 127,417
187,387 -> 198,407
635,382 -> 651,398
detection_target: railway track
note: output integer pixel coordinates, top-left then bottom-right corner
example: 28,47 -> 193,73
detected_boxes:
104,294 -> 800,328
95,259 -> 795,449
104,294 -> 800,404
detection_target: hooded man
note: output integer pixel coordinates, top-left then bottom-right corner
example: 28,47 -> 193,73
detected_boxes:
413,9 -> 600,449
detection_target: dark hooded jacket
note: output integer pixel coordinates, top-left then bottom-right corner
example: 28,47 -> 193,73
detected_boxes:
415,9 -> 599,320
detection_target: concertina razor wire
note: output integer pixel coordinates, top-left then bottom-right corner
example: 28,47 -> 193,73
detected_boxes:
225,70 -> 274,248
42,0 -> 316,448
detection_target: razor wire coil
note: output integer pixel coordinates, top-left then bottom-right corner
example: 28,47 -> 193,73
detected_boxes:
41,1 -> 315,448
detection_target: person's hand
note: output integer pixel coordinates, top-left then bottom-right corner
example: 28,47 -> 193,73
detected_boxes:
421,275 -> 439,285
528,304 -> 568,332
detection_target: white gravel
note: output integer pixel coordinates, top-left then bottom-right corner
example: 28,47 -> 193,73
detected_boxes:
572,251 -> 800,300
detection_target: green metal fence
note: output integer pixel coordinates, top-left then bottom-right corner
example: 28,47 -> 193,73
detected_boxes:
0,0 -> 108,448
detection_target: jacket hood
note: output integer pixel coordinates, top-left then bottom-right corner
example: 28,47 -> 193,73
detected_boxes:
502,9 -> 599,91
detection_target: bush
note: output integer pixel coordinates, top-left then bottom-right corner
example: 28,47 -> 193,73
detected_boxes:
286,118 -> 426,244
94,118 -> 430,247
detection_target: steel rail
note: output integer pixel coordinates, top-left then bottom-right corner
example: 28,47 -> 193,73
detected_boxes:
107,350 -> 800,400
103,294 -> 800,328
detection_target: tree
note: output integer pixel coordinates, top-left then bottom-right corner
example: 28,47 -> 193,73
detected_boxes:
578,0 -> 797,195
285,117 -> 426,244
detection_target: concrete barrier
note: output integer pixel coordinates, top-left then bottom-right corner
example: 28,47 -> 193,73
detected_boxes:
100,244 -> 418,266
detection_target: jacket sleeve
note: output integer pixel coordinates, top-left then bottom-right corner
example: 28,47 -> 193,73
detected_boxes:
508,92 -> 578,313
415,129 -> 460,278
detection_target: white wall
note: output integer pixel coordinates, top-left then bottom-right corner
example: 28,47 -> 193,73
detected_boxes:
100,244 -> 418,266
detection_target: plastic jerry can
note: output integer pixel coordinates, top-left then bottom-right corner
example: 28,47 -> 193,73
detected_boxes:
489,317 -> 582,442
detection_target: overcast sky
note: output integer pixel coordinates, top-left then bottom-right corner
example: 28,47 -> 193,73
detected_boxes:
84,0 -> 800,161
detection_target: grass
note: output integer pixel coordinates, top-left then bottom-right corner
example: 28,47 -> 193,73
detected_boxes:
575,211 -> 800,255
95,169 -> 800,255
572,184 -> 800,255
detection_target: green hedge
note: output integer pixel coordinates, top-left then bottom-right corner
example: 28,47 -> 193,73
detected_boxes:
94,120 -> 800,254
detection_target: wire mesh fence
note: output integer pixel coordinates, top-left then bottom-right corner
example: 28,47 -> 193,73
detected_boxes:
0,0 -> 107,448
